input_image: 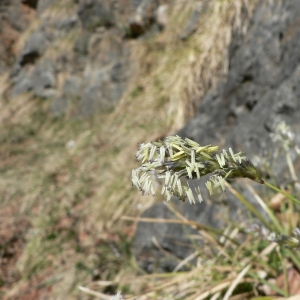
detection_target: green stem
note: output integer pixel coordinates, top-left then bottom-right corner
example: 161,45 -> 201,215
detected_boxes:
264,180 -> 300,206
277,248 -> 289,297
248,271 -> 287,297
286,151 -> 298,182
246,184 -> 283,233
225,182 -> 273,231
286,249 -> 300,270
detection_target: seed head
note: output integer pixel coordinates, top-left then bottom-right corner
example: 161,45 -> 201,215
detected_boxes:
271,121 -> 296,151
268,228 -> 300,249
132,136 -> 263,203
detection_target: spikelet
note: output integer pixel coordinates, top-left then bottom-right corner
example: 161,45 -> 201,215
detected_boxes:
132,135 -> 263,203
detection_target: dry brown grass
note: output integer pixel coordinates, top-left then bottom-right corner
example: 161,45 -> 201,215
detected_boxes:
40,0 -> 77,22
125,0 -> 259,127
14,19 -> 42,55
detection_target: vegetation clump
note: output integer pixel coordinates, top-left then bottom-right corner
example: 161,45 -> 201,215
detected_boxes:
126,125 -> 300,298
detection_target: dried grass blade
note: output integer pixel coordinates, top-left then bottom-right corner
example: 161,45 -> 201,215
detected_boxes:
222,264 -> 251,300
173,251 -> 199,272
246,183 -> 283,233
78,286 -> 110,299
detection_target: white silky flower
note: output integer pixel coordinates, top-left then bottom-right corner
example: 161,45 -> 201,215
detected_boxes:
205,181 -> 213,196
172,173 -> 179,190
191,150 -> 195,165
149,145 -> 157,161
195,164 -> 201,178
177,179 -> 183,196
166,190 -> 171,201
216,153 -> 225,167
164,171 -> 171,186
110,291 -> 123,300
159,146 -> 166,162
186,166 -> 193,179
267,232 -> 277,242
186,188 -> 195,204
293,227 -> 300,237
206,175 -> 226,195
132,135 -> 263,203
136,142 -> 152,162
195,186 -> 203,203
229,147 -> 236,162
132,169 -> 142,191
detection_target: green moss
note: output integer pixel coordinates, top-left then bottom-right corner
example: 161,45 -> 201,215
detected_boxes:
130,85 -> 144,98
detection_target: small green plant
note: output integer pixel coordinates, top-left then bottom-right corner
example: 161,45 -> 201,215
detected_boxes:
128,122 -> 300,298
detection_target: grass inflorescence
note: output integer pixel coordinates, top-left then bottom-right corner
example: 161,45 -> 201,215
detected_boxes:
132,135 -> 263,204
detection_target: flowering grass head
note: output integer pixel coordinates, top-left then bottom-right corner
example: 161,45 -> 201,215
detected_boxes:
268,228 -> 300,249
132,135 -> 263,204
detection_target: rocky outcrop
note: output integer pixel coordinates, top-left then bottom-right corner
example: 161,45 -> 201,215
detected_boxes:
0,0 -> 35,73
179,2 -> 202,41
179,1 -> 300,163
134,0 -> 300,273
9,0 -> 169,116
77,0 -> 116,30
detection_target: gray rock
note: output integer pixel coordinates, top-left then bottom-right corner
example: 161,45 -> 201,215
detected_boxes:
0,0 -> 32,71
134,202 -> 199,273
12,60 -> 56,98
77,59 -> 130,116
179,2 -> 203,40
63,75 -> 82,97
87,28 -> 106,54
21,0 -> 39,9
54,15 -> 78,32
4,0 -> 29,31
156,4 -> 168,29
0,0 -> 10,7
18,32 -> 47,67
11,68 -> 33,96
51,75 -> 82,116
51,97 -> 71,117
179,0 -> 300,176
37,0 -> 56,13
74,30 -> 90,55
134,180 -> 268,273
10,0 -> 132,117
128,0 -> 158,38
78,0 -> 115,30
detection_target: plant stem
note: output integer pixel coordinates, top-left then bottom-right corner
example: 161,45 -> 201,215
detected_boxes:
264,180 -> 300,206
246,184 -> 283,233
286,249 -> 300,270
225,182 -> 273,231
286,151 -> 298,182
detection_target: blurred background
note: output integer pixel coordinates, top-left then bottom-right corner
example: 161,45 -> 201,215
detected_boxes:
1,0 -> 300,299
